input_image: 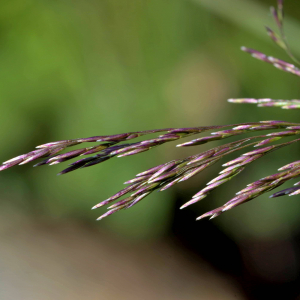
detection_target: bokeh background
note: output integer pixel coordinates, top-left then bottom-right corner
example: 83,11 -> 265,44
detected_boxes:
1,0 -> 300,299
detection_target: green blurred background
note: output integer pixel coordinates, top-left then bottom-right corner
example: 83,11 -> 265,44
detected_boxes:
1,0 -> 300,299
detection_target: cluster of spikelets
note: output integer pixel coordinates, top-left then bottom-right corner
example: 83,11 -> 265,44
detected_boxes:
1,0 -> 300,221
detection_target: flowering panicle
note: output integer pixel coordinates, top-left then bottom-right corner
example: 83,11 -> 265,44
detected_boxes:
1,0 -> 300,222
228,98 -> 300,109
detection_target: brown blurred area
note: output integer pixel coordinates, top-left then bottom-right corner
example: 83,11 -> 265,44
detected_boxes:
0,216 -> 244,300
1,0 -> 300,299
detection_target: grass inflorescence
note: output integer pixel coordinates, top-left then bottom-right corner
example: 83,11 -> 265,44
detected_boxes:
1,0 -> 300,222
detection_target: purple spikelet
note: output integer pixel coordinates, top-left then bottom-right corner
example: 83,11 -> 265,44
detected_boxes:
1,0 -> 300,222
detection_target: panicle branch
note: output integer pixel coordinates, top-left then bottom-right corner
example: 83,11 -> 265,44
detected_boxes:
228,98 -> 300,109
2,120 -> 300,221
1,0 -> 300,222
